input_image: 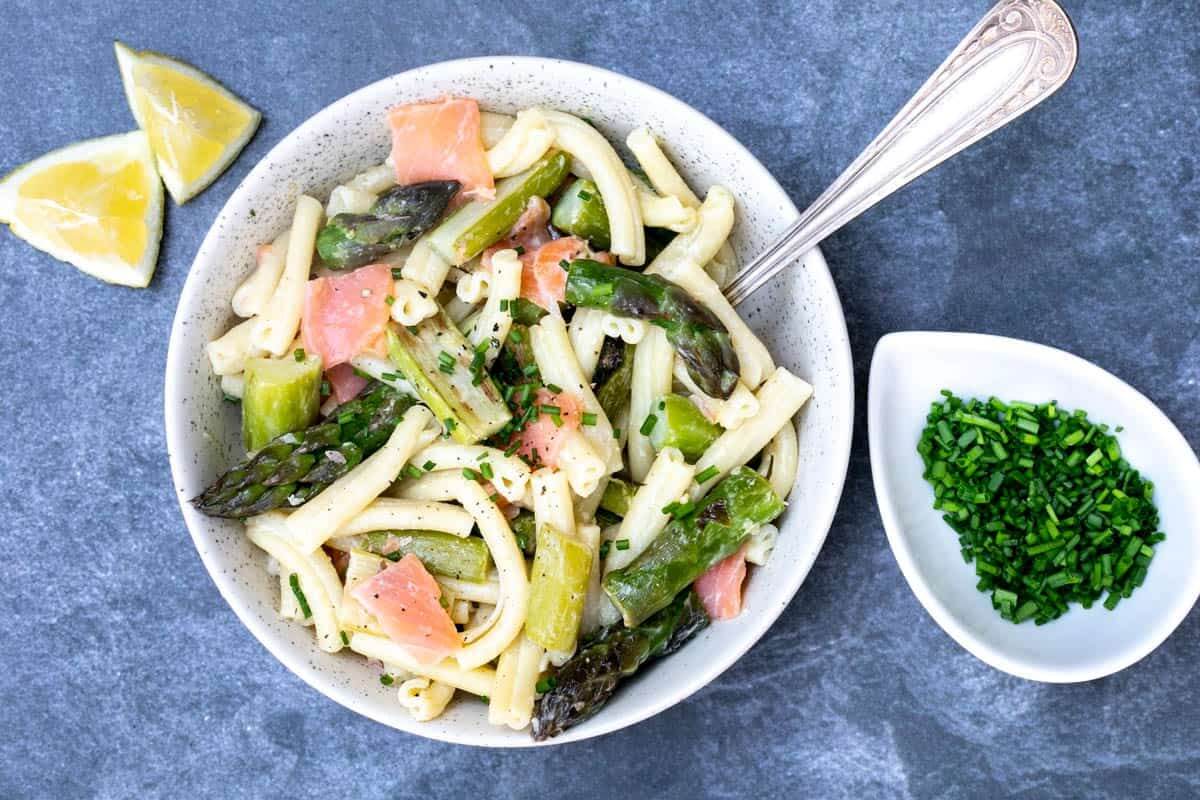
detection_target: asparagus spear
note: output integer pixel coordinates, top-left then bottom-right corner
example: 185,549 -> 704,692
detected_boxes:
316,180 -> 460,269
551,177 -> 611,250
526,525 -> 593,653
241,353 -> 322,451
647,394 -> 722,462
357,530 -> 492,582
426,151 -> 571,265
594,340 -> 633,421
603,467 -> 784,625
600,477 -> 636,517
193,383 -> 413,518
510,509 -> 537,556
531,589 -> 709,740
385,315 -> 511,443
565,259 -> 740,399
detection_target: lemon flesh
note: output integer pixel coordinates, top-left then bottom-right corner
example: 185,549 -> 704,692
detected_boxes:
115,42 -> 260,204
0,131 -> 163,287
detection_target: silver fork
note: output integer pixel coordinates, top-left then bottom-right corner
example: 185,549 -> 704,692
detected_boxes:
724,0 -> 1078,307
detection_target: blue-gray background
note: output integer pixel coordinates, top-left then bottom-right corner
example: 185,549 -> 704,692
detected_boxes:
1,1 -> 1196,797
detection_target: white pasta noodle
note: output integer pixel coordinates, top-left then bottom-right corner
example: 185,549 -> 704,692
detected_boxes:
329,498 -> 476,539
479,111 -> 515,148
604,448 -> 694,573
758,419 -> 799,501
467,248 -> 521,365
206,316 -> 263,376
219,373 -> 244,399
450,598 -> 471,625
414,442 -> 531,503
347,161 -> 396,194
325,184 -> 376,217
628,326 -> 674,481
599,313 -> 648,345
253,195 -> 323,356
337,548 -> 385,633
636,185 -> 697,233
744,523 -> 779,567
391,470 -> 464,502
673,359 -> 760,431
578,521 -> 612,635
574,475 -> 607,522
554,431 -> 606,498
625,127 -> 701,209
232,229 -> 289,318
486,107 -> 556,178
593,523 -> 625,629
285,406 -> 439,552
532,468 -> 575,536
350,632 -> 496,696
453,479 -> 530,670
657,256 -> 775,391
706,240 -> 739,289
438,574 -> 501,605
390,279 -> 440,326
488,634 -> 544,729
455,270 -> 491,304
349,352 -> 418,397
398,677 -> 456,722
247,514 -> 343,653
567,308 -> 607,379
401,238 -> 452,295
645,185 -> 734,280
444,295 -> 479,325
530,315 -> 621,472
690,367 -> 813,497
539,108 -> 645,266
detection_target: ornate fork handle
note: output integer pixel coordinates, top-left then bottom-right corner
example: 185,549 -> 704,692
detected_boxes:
724,0 -> 1078,307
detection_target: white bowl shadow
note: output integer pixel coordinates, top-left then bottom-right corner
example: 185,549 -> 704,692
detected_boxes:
164,56 -> 855,745
868,331 -> 1200,683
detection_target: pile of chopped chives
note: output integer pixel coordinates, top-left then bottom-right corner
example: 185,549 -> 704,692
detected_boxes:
918,391 -> 1163,625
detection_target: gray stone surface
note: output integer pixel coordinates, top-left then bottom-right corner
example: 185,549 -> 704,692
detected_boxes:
1,0 -> 1197,797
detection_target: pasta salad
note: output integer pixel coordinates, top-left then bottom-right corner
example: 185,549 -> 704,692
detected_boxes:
196,97 -> 812,739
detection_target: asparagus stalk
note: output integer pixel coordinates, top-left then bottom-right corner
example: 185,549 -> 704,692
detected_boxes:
385,315 -> 511,443
599,477 -> 636,517
526,524 -> 593,653
193,383 -> 413,518
551,177 -> 611,250
316,180 -> 460,269
241,353 -> 323,451
603,467 -> 784,625
531,589 -> 709,740
647,394 -> 722,462
594,340 -> 633,422
356,530 -> 492,582
565,259 -> 740,399
426,151 -> 571,265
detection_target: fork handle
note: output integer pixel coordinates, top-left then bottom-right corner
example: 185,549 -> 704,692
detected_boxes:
724,0 -> 1078,307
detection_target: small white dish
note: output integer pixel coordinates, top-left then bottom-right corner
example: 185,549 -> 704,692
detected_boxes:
164,57 -> 855,745
869,331 -> 1200,683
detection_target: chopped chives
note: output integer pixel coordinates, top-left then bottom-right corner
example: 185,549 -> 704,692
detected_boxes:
422,460 -> 436,471
695,465 -> 720,484
545,383 -> 563,394
639,414 -> 658,436
581,412 -> 598,426
293,348 -> 306,362
480,461 -> 494,480
614,539 -> 630,551
402,464 -> 423,480
380,674 -> 394,686
462,468 -> 481,481
288,574 -> 312,619
514,245 -> 525,255
391,268 -> 403,279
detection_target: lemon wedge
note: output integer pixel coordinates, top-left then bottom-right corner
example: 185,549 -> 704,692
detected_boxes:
0,131 -> 164,287
115,41 -> 260,204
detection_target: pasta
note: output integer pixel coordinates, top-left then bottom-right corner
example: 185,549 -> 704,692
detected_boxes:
200,98 -> 814,736
466,248 -> 521,365
232,229 -> 289,318
603,447 -> 694,573
486,108 -> 556,178
285,406 -> 439,552
539,108 -> 645,266
628,326 -> 674,481
690,367 -> 813,497
253,195 -> 323,356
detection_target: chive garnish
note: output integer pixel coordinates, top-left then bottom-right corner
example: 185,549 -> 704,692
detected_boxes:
695,465 -> 720,484
639,414 -> 658,436
615,539 -> 630,551
546,383 -> 563,394
288,573 -> 312,619
293,348 -> 306,362
581,412 -> 598,426
380,674 -> 394,686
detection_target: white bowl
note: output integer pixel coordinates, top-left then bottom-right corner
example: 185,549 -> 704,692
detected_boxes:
869,331 -> 1200,683
164,57 -> 854,745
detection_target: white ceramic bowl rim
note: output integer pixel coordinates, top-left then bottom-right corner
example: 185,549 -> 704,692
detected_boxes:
165,56 -> 854,745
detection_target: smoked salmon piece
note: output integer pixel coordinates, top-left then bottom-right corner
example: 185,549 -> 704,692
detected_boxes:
388,97 -> 494,201
301,263 -> 393,368
351,553 -> 461,664
514,388 -> 584,468
694,544 -> 749,620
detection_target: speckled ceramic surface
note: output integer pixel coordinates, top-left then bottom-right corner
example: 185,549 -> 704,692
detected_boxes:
164,56 -> 854,746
